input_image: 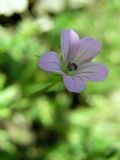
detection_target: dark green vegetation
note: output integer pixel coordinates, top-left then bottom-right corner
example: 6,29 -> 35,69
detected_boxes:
0,0 -> 120,159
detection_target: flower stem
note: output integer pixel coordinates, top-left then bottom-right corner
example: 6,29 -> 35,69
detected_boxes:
26,77 -> 61,97
38,77 -> 61,93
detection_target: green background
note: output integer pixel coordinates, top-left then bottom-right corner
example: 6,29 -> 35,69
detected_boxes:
0,0 -> 120,159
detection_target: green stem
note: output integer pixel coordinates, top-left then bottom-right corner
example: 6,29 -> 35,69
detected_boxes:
38,77 -> 61,93
26,77 -> 61,97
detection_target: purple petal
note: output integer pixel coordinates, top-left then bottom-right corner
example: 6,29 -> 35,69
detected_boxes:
73,37 -> 101,64
39,52 -> 62,74
63,74 -> 86,93
61,29 -> 79,64
77,62 -> 108,81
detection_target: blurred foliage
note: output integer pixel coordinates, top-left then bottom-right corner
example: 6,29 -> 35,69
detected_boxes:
0,0 -> 120,160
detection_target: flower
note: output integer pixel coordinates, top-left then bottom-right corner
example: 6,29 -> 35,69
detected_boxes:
39,29 -> 108,93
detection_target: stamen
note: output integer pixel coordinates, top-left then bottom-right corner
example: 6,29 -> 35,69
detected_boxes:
72,63 -> 78,70
67,62 -> 78,71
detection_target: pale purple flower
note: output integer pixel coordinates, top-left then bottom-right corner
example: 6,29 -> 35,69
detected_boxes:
39,29 -> 108,93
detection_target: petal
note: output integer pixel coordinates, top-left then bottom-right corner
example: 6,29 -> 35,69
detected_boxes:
61,29 -> 79,64
39,52 -> 62,74
77,62 -> 108,81
73,37 -> 101,64
63,74 -> 86,93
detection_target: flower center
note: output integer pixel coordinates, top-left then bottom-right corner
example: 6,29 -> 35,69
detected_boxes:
67,62 -> 78,71
62,62 -> 78,76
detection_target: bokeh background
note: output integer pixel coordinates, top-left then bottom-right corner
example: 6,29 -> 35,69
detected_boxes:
0,0 -> 120,159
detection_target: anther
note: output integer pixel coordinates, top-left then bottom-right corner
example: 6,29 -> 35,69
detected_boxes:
67,62 -> 78,71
